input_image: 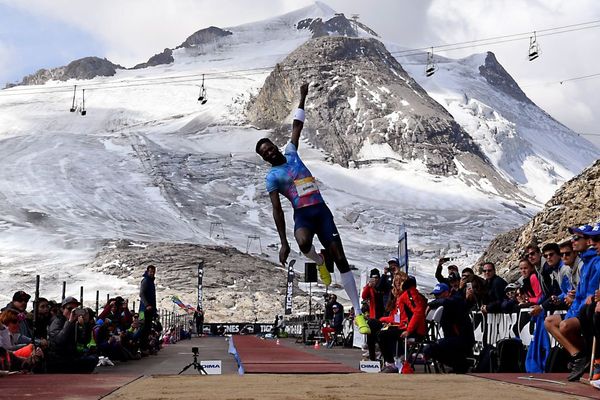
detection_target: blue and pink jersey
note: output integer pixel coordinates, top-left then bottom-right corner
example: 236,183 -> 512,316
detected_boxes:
265,142 -> 324,209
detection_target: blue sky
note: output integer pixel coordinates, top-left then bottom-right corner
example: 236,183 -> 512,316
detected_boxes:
0,0 -> 599,144
0,4 -> 105,85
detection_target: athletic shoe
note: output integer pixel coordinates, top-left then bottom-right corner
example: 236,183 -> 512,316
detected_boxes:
317,257 -> 332,286
354,314 -> 371,334
380,363 -> 399,373
592,359 -> 600,381
567,353 -> 589,382
591,379 -> 600,390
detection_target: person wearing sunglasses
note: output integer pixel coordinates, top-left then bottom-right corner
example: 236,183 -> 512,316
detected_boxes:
545,224 -> 600,382
559,240 -> 582,290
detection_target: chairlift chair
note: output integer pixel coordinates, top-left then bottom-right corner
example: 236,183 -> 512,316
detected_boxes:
528,31 -> 539,61
425,48 -> 437,77
198,74 -> 208,104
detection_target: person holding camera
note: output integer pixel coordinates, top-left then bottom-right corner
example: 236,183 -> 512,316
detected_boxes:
46,296 -> 98,373
435,258 -> 459,286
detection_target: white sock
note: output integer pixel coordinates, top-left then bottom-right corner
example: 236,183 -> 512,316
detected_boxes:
340,271 -> 362,315
303,245 -> 324,264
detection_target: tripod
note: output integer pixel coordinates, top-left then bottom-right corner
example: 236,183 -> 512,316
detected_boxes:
178,351 -> 208,375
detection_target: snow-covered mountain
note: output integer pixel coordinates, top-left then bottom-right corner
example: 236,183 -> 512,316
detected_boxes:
0,2 -> 597,308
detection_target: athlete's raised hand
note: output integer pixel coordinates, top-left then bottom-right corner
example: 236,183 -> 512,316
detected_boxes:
300,82 -> 309,99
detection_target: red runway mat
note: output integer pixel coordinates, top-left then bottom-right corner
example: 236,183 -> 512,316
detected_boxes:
232,336 -> 358,373
470,373 -> 599,399
0,374 -> 141,399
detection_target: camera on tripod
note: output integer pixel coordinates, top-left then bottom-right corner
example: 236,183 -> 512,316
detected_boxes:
179,346 -> 207,375
192,347 -> 199,355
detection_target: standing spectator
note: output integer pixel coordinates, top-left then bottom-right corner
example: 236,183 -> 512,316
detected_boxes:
362,268 -> 389,361
194,309 -> 204,337
424,283 -> 475,373
46,296 -> 97,373
480,262 -> 507,314
139,265 -> 157,355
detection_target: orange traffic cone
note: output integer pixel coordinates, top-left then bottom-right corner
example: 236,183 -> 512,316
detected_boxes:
314,340 -> 319,349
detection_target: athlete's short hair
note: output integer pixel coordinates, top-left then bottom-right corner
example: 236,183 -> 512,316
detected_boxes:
255,138 -> 273,154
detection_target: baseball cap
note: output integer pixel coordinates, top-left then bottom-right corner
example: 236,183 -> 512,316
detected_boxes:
588,222 -> 600,237
430,283 -> 449,295
12,290 -> 31,302
387,257 -> 399,265
568,224 -> 593,236
61,296 -> 81,307
505,282 -> 521,291
369,268 -> 381,278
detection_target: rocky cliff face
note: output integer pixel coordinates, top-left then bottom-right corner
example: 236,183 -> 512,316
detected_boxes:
18,57 -> 122,86
247,36 -> 487,176
479,52 -> 534,105
88,241 -> 316,323
133,48 -> 174,69
478,160 -> 600,280
297,13 -> 378,38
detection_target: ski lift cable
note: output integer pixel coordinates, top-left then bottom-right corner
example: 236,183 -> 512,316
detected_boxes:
1,20 -> 599,97
521,72 -> 600,88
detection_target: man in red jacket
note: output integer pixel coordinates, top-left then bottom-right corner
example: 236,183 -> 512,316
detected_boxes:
378,276 -> 426,373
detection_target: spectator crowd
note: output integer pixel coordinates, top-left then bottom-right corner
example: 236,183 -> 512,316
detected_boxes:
0,265 -> 192,374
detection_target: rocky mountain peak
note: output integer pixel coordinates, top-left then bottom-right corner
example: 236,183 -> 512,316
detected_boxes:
478,159 -> 600,280
479,51 -> 533,105
297,13 -> 378,38
15,57 -> 123,86
177,26 -> 233,49
247,36 -> 487,176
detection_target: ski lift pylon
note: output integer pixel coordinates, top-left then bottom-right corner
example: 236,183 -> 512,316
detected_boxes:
69,85 -> 77,112
528,31 -> 539,61
80,88 -> 86,116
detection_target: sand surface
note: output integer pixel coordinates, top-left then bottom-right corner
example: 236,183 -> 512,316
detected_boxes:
105,373 -> 587,400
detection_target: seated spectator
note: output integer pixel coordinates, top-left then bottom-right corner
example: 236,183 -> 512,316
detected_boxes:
378,276 -> 426,373
424,283 -> 475,373
435,257 -> 459,285
501,283 -> 521,313
480,262 -> 507,314
28,297 -> 52,340
461,268 -> 487,310
1,291 -> 34,343
525,243 -> 545,272
545,224 -> 600,382
0,309 -> 30,351
322,304 -> 343,348
46,296 -> 98,373
530,243 -> 572,316
516,259 -> 543,307
560,240 -> 582,289
99,297 -> 132,332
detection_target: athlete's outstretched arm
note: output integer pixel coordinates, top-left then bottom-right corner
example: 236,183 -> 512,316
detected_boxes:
290,83 -> 308,149
269,191 -> 290,265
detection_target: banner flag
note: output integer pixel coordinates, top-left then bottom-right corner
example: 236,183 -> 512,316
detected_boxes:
284,260 -> 296,315
198,261 -> 204,311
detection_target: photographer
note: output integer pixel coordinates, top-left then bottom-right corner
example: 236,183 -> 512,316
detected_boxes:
99,296 -> 133,332
139,265 -> 157,355
435,258 -> 459,286
46,296 -> 98,373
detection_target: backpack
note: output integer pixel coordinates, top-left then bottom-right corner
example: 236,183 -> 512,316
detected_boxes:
496,338 -> 526,372
544,345 -> 570,373
474,344 -> 498,373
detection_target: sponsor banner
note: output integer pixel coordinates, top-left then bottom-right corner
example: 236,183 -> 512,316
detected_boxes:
284,260 -> 296,315
359,361 -> 381,373
200,360 -> 222,375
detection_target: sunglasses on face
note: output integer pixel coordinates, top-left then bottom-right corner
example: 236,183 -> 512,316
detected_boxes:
560,251 -> 573,257
483,269 -> 493,273
572,235 -> 586,241
543,252 -> 558,258
526,251 -> 538,257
